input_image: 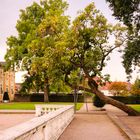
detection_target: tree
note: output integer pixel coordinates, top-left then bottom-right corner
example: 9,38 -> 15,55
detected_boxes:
131,78 -> 140,95
19,74 -> 44,94
60,3 -> 139,115
106,0 -> 140,78
50,79 -> 71,93
5,0 -> 69,102
5,1 -> 139,115
109,81 -> 129,96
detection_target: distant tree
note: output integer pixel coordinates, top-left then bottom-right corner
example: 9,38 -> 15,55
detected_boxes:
50,79 -> 71,93
131,78 -> 140,95
19,74 -> 44,94
109,82 -> 128,96
106,0 -> 140,78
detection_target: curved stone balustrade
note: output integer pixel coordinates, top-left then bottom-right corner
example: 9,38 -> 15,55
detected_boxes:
0,105 -> 74,140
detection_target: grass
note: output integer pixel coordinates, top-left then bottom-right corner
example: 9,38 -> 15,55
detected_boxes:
0,102 -> 83,110
129,104 -> 140,112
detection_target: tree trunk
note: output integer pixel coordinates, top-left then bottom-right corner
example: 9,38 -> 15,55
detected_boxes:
44,77 -> 49,102
88,80 -> 140,116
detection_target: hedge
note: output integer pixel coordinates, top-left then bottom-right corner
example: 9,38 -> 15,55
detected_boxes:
14,93 -> 84,102
110,96 -> 140,104
14,94 -> 140,104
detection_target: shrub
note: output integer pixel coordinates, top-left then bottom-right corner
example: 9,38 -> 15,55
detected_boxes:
110,96 -> 140,104
14,93 -> 84,102
93,95 -> 106,107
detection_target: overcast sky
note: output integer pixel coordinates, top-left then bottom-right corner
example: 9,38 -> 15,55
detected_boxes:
0,0 -> 139,83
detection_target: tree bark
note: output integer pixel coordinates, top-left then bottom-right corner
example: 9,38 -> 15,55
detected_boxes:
88,80 -> 140,116
44,77 -> 49,102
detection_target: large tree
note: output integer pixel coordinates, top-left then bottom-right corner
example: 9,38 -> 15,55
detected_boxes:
59,3 -> 139,116
5,0 -> 69,102
106,0 -> 140,77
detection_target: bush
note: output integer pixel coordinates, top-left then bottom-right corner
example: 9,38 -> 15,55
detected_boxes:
14,93 -> 84,102
93,95 -> 106,107
110,96 -> 140,104
30,94 -> 44,102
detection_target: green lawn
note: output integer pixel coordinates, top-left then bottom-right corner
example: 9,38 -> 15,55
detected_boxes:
0,102 -> 83,110
129,105 -> 140,112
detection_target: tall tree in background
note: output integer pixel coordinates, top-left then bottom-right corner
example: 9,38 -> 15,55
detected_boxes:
60,3 -> 139,116
5,0 -> 69,102
106,0 -> 140,78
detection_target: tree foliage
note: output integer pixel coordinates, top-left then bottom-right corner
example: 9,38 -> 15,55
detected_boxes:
5,1 -> 140,115
5,0 -> 69,101
106,0 -> 140,78
106,0 -> 139,29
63,3 -> 125,88
109,81 -> 128,96
60,3 -> 139,115
131,78 -> 140,95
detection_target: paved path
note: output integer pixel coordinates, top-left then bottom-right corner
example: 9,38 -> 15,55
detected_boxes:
0,114 -> 34,131
59,103 -> 128,140
104,104 -> 140,140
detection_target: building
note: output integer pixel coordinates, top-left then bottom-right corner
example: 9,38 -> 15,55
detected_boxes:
99,82 -> 114,96
0,62 -> 15,102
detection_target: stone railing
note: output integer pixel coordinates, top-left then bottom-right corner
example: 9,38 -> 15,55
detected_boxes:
0,105 -> 74,140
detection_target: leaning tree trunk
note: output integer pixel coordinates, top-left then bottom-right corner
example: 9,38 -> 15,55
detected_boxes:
88,80 -> 140,116
44,77 -> 49,102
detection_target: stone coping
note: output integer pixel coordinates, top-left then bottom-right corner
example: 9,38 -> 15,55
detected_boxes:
78,103 -> 139,140
107,112 -> 139,140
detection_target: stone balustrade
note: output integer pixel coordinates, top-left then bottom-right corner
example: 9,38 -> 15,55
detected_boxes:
35,104 -> 65,117
0,105 -> 74,140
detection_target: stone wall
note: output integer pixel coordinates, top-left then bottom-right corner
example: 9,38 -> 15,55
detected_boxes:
0,105 -> 74,140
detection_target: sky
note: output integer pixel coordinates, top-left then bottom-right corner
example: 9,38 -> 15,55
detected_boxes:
0,0 -> 139,83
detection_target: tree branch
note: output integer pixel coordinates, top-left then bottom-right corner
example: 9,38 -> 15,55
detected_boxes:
64,73 -> 93,93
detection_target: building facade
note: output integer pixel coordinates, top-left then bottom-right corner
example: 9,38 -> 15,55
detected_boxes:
0,62 -> 15,102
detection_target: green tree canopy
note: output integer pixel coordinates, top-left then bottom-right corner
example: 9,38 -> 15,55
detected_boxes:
5,0 -> 69,102
5,1 -> 140,115
58,3 -> 139,115
106,0 -> 140,78
131,78 -> 140,95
